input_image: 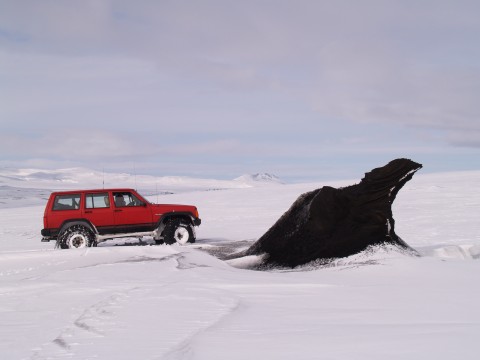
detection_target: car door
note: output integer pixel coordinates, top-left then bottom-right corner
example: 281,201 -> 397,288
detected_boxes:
82,192 -> 115,233
112,191 -> 154,233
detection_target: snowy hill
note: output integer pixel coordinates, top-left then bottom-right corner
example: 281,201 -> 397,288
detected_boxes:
234,172 -> 283,184
0,168 -> 284,208
0,167 -> 264,191
0,169 -> 480,359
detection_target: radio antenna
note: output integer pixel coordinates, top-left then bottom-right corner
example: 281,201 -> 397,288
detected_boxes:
133,163 -> 137,191
102,167 -> 105,189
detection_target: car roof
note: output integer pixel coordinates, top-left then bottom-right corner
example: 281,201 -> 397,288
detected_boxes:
50,188 -> 136,195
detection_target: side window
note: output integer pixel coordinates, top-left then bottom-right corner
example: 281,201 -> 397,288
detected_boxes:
53,194 -> 81,210
85,193 -> 110,209
113,192 -> 144,207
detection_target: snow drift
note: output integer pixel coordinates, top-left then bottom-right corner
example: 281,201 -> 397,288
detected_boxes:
1,166 -> 480,359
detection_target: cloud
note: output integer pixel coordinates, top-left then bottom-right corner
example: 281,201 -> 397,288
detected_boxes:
448,129 -> 480,148
0,1 -> 479,180
0,130 -> 151,161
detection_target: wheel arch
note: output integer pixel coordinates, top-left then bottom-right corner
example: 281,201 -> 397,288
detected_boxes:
59,219 -> 97,236
157,212 -> 196,228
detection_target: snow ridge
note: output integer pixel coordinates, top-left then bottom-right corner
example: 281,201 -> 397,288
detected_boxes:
234,173 -> 283,184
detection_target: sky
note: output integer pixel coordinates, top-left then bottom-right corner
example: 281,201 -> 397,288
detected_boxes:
1,0 -> 479,182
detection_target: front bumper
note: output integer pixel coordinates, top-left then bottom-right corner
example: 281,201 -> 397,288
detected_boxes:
193,218 -> 201,226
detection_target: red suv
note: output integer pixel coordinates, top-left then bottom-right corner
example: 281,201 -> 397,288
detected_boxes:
41,188 -> 201,249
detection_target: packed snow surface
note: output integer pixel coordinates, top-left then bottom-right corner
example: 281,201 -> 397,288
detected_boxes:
0,168 -> 479,359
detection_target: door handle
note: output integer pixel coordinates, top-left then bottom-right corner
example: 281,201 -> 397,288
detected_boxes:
114,209 -> 122,212
85,210 -> 92,214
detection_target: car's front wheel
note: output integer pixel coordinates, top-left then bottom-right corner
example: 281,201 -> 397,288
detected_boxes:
163,220 -> 194,245
58,225 -> 95,249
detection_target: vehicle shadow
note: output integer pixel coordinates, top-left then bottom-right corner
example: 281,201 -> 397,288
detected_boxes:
97,237 -> 155,247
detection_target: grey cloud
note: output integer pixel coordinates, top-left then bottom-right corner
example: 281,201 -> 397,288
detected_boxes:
448,129 -> 480,148
0,130 -> 152,160
1,0 -> 479,180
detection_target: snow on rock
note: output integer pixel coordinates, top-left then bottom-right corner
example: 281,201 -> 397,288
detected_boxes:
226,254 -> 266,269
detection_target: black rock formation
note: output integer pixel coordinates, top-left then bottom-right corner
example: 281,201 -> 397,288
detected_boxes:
243,158 -> 422,268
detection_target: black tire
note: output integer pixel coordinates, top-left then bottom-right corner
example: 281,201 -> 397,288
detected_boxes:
163,219 -> 195,245
58,225 -> 95,249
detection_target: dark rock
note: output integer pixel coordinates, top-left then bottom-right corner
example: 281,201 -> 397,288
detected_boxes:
243,158 -> 422,268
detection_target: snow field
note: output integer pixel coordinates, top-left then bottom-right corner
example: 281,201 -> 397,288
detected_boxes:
0,170 -> 479,359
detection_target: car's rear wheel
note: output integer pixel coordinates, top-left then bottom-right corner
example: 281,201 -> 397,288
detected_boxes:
163,219 -> 195,245
59,225 -> 95,249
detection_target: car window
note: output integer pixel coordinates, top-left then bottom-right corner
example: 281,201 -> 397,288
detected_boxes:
86,193 -> 110,209
53,194 -> 81,210
113,192 -> 144,207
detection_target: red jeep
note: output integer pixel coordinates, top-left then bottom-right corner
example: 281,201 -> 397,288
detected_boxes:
41,188 -> 201,249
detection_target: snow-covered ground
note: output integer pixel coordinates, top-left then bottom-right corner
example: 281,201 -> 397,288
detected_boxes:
0,168 -> 479,359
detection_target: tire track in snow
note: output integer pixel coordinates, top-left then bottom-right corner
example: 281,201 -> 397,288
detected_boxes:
31,287 -> 137,359
157,253 -> 241,359
28,251 -> 239,359
160,297 -> 242,360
